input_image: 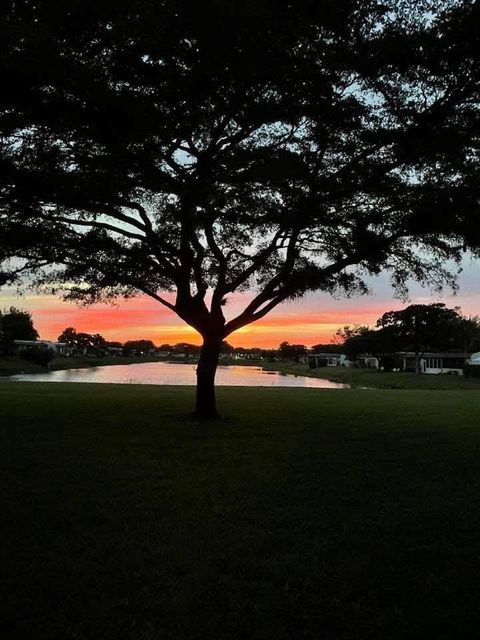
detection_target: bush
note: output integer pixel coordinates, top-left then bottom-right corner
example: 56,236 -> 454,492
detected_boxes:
464,364 -> 480,378
379,354 -> 400,372
20,345 -> 55,367
309,357 -> 328,369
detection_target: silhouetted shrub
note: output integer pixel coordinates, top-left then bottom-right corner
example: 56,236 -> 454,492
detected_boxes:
20,345 -> 55,367
380,355 -> 400,372
308,357 -> 329,368
464,364 -> 480,378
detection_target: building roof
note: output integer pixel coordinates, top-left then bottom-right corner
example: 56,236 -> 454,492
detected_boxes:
14,340 -> 66,347
309,352 -> 344,357
396,351 -> 470,358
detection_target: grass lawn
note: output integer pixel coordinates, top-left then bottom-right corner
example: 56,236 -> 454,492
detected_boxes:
0,356 -> 47,376
1,383 -> 480,639
262,362 -> 480,390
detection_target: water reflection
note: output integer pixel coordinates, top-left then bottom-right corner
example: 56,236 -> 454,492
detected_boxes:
6,361 -> 349,389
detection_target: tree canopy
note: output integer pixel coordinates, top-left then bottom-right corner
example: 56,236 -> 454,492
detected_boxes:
0,307 -> 38,354
278,341 -> 308,362
376,303 -> 462,354
338,303 -> 480,370
124,339 -> 156,355
57,327 -> 108,352
1,0 -> 479,416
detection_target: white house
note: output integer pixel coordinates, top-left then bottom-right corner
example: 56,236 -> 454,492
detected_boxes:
467,352 -> 480,365
357,355 -> 380,369
352,351 -> 469,374
309,353 -> 349,368
397,352 -> 468,374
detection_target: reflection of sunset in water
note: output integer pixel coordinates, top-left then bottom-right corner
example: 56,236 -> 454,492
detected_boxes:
8,363 -> 350,388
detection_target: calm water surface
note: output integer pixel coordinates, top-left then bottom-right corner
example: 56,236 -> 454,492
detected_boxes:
7,361 -> 349,389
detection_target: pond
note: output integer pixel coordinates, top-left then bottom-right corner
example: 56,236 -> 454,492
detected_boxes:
6,361 -> 350,389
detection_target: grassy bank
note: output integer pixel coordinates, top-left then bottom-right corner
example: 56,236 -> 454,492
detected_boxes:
3,354 -> 480,391
260,361 -> 480,390
2,383 -> 480,639
0,354 -> 162,377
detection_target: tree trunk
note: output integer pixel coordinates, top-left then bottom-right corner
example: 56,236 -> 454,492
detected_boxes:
195,336 -> 222,419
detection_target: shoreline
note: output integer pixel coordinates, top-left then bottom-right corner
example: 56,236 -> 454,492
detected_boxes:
2,355 -> 480,390
0,355 -> 162,378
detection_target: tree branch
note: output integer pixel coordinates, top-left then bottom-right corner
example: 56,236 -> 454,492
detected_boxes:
224,227 -> 287,293
38,213 -> 147,242
138,286 -> 176,312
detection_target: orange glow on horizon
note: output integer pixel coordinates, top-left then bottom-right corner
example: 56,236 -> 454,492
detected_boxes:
31,308 -> 349,347
1,293 -> 375,347
4,286 -> 479,349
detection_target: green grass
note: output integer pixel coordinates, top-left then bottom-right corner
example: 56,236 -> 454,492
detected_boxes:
261,362 -> 480,389
0,355 -> 43,375
0,355 -> 162,377
1,385 -> 480,638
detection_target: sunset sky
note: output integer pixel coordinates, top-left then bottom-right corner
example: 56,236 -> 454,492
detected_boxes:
2,257 -> 480,348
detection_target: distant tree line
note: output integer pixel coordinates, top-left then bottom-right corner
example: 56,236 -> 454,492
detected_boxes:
57,328 -> 157,357
3,304 -> 480,370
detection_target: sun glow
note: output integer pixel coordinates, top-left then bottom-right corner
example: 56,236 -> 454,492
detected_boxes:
3,272 -> 480,349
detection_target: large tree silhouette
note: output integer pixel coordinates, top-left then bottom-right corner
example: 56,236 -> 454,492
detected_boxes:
1,0 -> 479,417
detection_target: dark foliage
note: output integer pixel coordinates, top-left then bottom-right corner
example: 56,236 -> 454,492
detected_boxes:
19,343 -> 54,367
376,303 -> 463,370
464,363 -> 480,378
311,343 -> 344,354
1,0 -> 479,414
57,327 -> 107,355
279,341 -> 308,362
123,339 -> 156,355
339,303 -> 480,371
0,307 -> 38,355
